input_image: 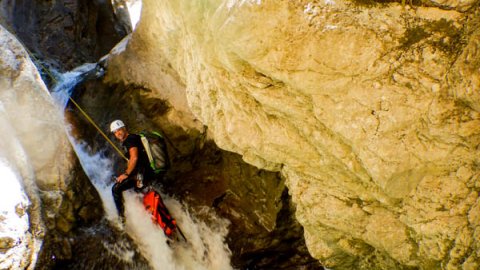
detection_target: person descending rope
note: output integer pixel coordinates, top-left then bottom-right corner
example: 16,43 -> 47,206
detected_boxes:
110,120 -> 185,241
110,120 -> 157,223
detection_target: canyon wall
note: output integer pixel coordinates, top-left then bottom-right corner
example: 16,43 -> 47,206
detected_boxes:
0,2 -> 118,264
0,0 -> 129,71
105,0 -> 480,269
1,0 -> 318,268
0,24 -> 83,269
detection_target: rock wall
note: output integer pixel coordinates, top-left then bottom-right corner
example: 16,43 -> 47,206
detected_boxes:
0,24 -> 103,269
0,0 -> 130,71
105,0 -> 480,269
3,0 -> 315,268
0,24 -> 69,269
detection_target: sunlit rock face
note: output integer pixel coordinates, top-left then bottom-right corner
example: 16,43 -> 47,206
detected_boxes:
106,0 -> 480,269
0,24 -> 79,269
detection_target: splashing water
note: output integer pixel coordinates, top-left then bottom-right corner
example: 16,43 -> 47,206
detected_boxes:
50,63 -> 103,108
0,97 -> 45,270
71,142 -> 119,223
125,195 -> 233,270
50,65 -> 233,270
0,159 -> 31,270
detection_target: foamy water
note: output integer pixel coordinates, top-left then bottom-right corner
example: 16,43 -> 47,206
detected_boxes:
125,194 -> 232,270
0,159 -> 31,270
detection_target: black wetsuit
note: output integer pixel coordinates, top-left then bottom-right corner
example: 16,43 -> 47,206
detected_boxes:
112,134 -> 155,218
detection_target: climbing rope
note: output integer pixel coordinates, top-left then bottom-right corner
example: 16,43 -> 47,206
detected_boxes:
26,48 -> 128,161
68,97 -> 128,161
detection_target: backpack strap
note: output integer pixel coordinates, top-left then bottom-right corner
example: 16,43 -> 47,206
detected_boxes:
150,130 -> 163,138
140,134 -> 155,169
140,130 -> 169,173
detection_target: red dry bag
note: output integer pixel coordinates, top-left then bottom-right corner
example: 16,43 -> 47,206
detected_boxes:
143,190 -> 177,237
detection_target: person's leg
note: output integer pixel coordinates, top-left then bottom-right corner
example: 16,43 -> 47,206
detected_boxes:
112,178 -> 135,218
144,170 -> 165,188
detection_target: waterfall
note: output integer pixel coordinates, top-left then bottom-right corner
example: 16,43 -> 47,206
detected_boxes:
0,153 -> 32,270
49,64 -> 233,270
50,63 -> 104,108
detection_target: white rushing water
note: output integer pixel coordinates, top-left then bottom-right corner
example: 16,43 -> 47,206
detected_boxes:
126,0 -> 142,30
0,159 -> 31,270
50,63 -> 101,108
51,64 -> 233,270
0,110 -> 31,245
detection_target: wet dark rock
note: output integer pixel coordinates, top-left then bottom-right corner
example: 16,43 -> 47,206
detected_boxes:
0,237 -> 15,253
0,0 -> 130,71
39,220 -> 150,270
35,165 -> 105,269
229,190 -> 323,270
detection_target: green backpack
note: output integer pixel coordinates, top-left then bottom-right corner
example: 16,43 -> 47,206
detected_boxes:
139,131 -> 170,174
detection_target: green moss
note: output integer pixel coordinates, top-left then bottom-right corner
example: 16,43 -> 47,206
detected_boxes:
429,18 -> 466,55
349,0 -> 423,7
454,98 -> 473,110
399,26 -> 430,48
398,19 -> 466,56
350,0 -> 396,7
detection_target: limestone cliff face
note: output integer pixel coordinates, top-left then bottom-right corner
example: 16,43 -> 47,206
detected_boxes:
106,0 -> 480,269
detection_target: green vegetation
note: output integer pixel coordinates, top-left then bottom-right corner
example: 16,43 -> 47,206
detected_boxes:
350,0 -> 395,8
350,0 -> 422,8
399,19 -> 466,56
429,18 -> 466,55
399,26 -> 430,48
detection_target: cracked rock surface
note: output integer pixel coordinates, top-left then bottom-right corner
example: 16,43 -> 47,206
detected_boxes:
105,0 -> 480,269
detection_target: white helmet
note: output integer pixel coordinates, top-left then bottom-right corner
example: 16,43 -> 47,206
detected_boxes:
110,120 -> 125,132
